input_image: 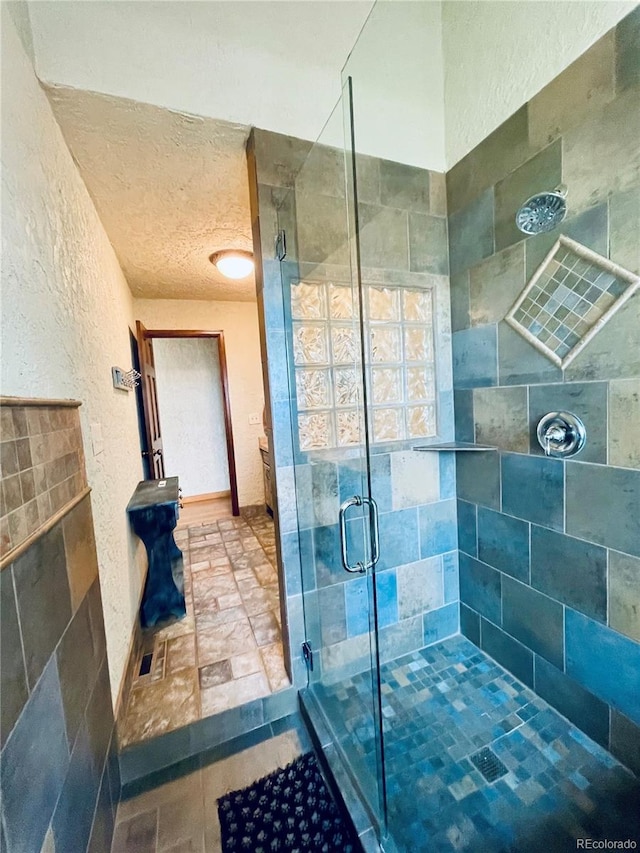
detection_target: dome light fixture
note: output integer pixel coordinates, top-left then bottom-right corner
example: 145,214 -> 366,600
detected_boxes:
209,249 -> 254,280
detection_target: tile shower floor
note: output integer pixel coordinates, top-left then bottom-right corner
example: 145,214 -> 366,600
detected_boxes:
119,507 -> 289,747
317,635 -> 640,852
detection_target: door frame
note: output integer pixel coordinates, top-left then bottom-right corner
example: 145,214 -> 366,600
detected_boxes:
137,326 -> 240,516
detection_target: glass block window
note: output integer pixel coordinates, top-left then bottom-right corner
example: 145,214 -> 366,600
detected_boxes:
506,236 -> 640,368
291,279 -> 437,451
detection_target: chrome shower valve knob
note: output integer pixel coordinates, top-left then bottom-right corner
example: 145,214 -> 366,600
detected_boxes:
537,411 -> 586,458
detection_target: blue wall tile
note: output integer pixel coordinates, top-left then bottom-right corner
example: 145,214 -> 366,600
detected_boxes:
0,566 -> 28,747
457,500 -> 477,556
318,585 -> 347,646
379,616 -> 423,664
438,389 -> 455,442
87,765 -> 115,853
338,459 -> 366,506
265,330 -> 290,403
452,326 -> 498,389
534,656 -> 610,748
502,453 -> 564,531
85,658 -> 113,781
418,499 -> 458,558
345,576 -> 370,638
480,619 -> 533,688
460,603 -> 481,645
456,451 -> 500,509
448,187 -> 495,275
56,595 -> 101,749
377,508 -> 420,571
12,527 -> 71,690
52,722 -> 99,853
281,529 -> 307,594
423,603 -> 459,646
497,321 -> 563,386
454,390 -> 475,441
310,461 -> 339,527
450,271 -> 471,332
502,577 -> 564,670
610,709 -> 640,777
0,658 -> 70,853
271,400 -> 294,467
370,453 -> 392,514
528,382 -> 608,464
299,590 -> 320,656
525,203 -> 609,279
565,608 -> 640,726
459,554 -> 502,624
311,524 -> 342,589
292,464 -> 314,530
443,552 -> 459,604
530,526 -> 607,623
439,453 -> 456,500
375,569 -> 398,628
477,507 -> 529,582
313,518 -> 366,587
262,259 -> 287,330
566,462 -> 640,557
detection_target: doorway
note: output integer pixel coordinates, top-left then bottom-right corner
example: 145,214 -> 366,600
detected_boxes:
134,323 -> 240,516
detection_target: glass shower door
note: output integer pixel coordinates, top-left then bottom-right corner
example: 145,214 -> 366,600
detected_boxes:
276,83 -> 388,832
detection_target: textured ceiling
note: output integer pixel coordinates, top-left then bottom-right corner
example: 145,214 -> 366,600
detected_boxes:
45,85 -> 256,301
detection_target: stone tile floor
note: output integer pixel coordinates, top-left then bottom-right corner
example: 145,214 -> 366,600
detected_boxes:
119,507 -> 289,747
111,716 -> 313,852
316,635 -> 640,852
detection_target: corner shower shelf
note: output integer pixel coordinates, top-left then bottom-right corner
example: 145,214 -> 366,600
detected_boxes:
412,442 -> 497,452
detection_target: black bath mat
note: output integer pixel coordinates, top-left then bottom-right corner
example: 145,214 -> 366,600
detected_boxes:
217,751 -> 359,852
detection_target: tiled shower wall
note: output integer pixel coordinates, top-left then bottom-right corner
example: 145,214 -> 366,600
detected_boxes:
248,129 -> 459,685
0,400 -> 119,852
448,7 -> 640,774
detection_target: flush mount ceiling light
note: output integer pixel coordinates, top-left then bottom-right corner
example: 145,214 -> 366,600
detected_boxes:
209,249 -> 254,280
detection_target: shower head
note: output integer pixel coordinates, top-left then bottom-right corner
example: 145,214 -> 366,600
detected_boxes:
515,185 -> 568,235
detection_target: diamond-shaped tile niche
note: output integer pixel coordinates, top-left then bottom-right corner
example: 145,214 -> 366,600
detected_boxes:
506,235 -> 640,369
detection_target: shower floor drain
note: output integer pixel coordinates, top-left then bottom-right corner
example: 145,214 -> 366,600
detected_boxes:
470,747 -> 508,783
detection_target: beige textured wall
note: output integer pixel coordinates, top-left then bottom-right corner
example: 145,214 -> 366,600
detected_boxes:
1,9 -> 145,708
133,299 -> 266,507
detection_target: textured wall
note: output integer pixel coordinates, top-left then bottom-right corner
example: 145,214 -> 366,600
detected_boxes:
0,403 -> 119,853
133,299 -> 266,507
0,9 -> 145,708
449,9 -> 640,773
43,86 -> 256,303
443,0 -> 636,166
25,1 -> 635,170
153,337 -> 230,498
325,0 -> 446,169
28,0 -> 372,145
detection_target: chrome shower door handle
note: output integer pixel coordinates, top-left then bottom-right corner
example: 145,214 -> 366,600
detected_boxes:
361,497 -> 380,570
339,496 -> 365,574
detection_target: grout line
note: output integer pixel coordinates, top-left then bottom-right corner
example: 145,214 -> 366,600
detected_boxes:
10,566 -> 30,700
606,547 -> 610,629
474,503 -> 479,559
563,458 -> 567,534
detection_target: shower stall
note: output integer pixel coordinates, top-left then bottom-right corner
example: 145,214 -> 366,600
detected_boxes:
250,3 -> 640,850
